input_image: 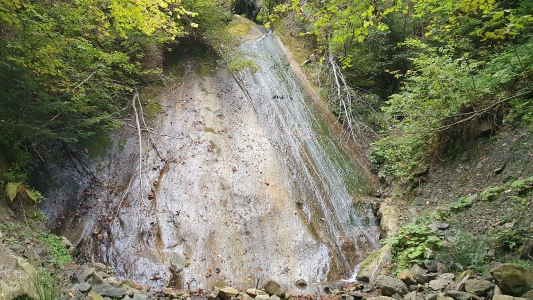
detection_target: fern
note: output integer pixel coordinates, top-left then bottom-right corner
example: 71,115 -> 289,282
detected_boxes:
6,182 -> 20,201
26,188 -> 44,202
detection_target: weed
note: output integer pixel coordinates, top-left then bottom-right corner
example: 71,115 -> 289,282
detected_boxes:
435,230 -> 490,273
481,186 -> 503,201
32,211 -> 47,222
36,231 -> 72,268
449,195 -> 474,211
381,216 -> 442,271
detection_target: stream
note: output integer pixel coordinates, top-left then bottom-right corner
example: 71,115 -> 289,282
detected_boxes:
40,22 -> 381,293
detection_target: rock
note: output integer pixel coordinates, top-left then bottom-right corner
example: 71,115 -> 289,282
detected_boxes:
366,297 -> 396,300
132,294 -> 149,300
246,289 -> 268,296
416,273 -> 437,284
8,244 -> 25,253
374,275 -> 409,296
79,281 -> 92,292
429,278 -> 452,291
437,223 -> 450,230
92,262 -> 107,272
404,291 -> 417,300
81,267 -> 95,282
409,264 -> 426,277
91,271 -> 105,284
445,290 -> 474,300
256,295 -> 270,300
436,297 -> 454,300
61,236 -> 74,250
425,261 -> 445,273
92,284 -> 127,298
208,287 -> 220,300
490,263 -> 533,296
493,295 -> 526,300
522,290 -> 533,300
391,293 -> 402,300
358,246 -> 392,282
324,283 -> 343,294
123,279 -> 151,292
262,278 -> 286,297
219,287 -> 239,300
270,295 -> 281,300
295,279 -> 308,289
426,294 -> 438,300
464,279 -> 492,296
397,270 -> 416,286
89,291 -> 105,300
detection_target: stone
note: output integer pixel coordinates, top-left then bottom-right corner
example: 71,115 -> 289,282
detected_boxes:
132,295 -> 149,300
444,290 -> 474,300
374,275 -> 409,296
324,283 -> 343,294
493,295 -> 525,300
262,278 -> 286,297
426,261 -> 446,274
61,236 -> 74,250
295,279 -> 308,289
91,284 -> 127,298
404,291 -> 417,300
437,223 -> 450,230
8,244 -> 25,253
256,295 -> 270,300
219,287 -> 239,300
243,294 -> 254,300
429,278 -> 452,291
464,279 -> 492,296
426,294 -> 437,300
270,295 -> 281,300
91,271 -> 105,284
417,274 -> 437,284
208,287 -> 220,300
398,269 -> 416,286
490,263 -> 533,296
522,290 -> 533,300
358,246 -> 392,282
246,289 -> 268,296
89,291 -> 105,300
81,267 -> 95,282
79,281 -> 92,292
93,263 -> 107,272
366,297 -> 396,300
409,264 -> 426,277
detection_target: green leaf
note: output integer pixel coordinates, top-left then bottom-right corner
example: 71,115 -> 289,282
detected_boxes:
6,182 -> 20,201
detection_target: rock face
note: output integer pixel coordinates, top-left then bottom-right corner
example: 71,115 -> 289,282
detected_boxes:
491,264 -> 533,296
374,275 -> 408,296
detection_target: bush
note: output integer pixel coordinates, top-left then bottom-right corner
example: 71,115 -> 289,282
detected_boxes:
382,217 -> 442,271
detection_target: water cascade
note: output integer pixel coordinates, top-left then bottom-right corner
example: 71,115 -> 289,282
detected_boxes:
41,23 -> 380,293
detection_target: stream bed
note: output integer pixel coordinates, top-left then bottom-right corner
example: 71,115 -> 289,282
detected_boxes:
40,22 -> 381,293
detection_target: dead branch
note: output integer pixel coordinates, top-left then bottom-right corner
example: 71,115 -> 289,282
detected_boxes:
434,89 -> 532,132
132,89 -> 145,205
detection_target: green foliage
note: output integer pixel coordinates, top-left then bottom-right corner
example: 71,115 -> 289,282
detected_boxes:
36,231 -> 72,268
382,217 -> 442,271
435,230 -> 490,272
449,196 -> 474,211
510,176 -> 533,195
481,186 -> 504,201
228,57 -> 259,72
23,265 -> 62,300
4,181 -> 44,203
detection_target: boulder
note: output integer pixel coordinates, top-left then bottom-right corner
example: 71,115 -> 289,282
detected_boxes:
246,289 -> 268,296
398,269 -> 416,286
493,296 -> 526,300
429,278 -> 452,291
409,264 -> 427,277
464,279 -> 492,296
219,287 -> 240,300
490,263 -> 533,296
92,284 -> 127,298
366,297 -> 396,300
444,290 -> 474,300
262,278 -> 286,297
374,275 -> 409,296
521,290 -> 533,300
79,281 -> 92,292
425,261 -> 445,273
358,246 -> 392,282
417,273 -> 437,284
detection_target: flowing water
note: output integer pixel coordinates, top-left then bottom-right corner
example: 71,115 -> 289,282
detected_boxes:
41,23 -> 380,293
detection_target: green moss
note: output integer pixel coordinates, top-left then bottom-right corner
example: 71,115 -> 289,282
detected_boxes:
146,102 -> 162,113
227,19 -> 253,37
118,139 -> 127,152
204,127 -> 216,134
209,140 -> 221,155
76,134 -> 112,158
